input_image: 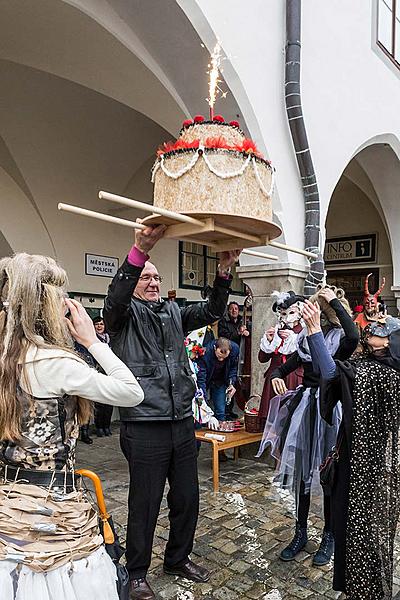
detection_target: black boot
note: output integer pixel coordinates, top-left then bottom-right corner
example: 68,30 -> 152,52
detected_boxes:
280,522 -> 308,561
80,425 -> 93,445
312,529 -> 334,566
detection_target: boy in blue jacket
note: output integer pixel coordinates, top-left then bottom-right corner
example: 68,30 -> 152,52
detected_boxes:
196,337 -> 239,422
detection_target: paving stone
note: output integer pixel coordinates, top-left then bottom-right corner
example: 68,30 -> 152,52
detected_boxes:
76,424 -> 400,600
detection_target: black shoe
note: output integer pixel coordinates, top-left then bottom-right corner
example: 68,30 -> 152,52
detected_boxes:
280,523 -> 308,561
312,529 -> 334,566
129,578 -> 155,599
80,426 -> 93,445
104,428 -> 112,436
226,411 -> 239,420
164,559 -> 210,582
96,428 -> 105,437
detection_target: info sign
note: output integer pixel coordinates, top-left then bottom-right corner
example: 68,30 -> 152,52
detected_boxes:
324,234 -> 376,265
85,254 -> 119,278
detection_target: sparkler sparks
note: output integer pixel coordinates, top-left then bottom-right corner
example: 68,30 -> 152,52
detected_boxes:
207,41 -> 227,119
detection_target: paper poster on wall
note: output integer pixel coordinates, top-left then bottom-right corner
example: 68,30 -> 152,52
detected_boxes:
85,253 -> 119,277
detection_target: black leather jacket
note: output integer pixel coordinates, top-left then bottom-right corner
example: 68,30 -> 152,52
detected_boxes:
103,258 -> 231,421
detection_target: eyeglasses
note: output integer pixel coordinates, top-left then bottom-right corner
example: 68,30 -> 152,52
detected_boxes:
138,274 -> 163,283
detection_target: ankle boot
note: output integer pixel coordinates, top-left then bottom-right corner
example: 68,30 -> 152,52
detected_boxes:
312,529 -> 334,566
280,522 -> 308,561
80,425 -> 93,445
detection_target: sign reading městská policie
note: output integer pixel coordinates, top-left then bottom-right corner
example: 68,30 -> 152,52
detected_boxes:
85,253 -> 119,277
324,234 -> 376,266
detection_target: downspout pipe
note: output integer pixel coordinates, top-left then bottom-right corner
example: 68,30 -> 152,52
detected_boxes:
285,0 -> 324,296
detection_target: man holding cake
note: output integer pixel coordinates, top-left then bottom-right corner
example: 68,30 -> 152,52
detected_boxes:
104,223 -> 241,600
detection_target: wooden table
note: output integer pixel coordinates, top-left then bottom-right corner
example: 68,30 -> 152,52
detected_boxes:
195,428 -> 263,493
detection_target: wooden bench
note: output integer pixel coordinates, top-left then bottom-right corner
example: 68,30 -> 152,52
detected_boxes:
195,428 -> 263,493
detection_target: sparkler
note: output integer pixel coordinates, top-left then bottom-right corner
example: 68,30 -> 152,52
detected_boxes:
207,41 -> 227,120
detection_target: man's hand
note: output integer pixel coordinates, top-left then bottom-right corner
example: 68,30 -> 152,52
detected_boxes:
134,220 -> 167,255
271,377 -> 287,396
239,325 -> 250,337
218,249 -> 242,271
302,299 -> 322,335
226,384 -> 236,398
265,327 -> 275,342
208,417 -> 220,431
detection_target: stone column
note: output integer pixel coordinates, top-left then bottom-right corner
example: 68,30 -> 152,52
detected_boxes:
392,286 -> 400,315
236,262 -> 308,396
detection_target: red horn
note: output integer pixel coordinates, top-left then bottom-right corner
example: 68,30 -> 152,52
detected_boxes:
374,277 -> 386,299
364,273 -> 373,299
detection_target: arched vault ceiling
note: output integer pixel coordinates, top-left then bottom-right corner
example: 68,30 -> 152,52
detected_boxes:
0,0 -> 242,135
0,0 -> 183,134
0,59 -> 170,257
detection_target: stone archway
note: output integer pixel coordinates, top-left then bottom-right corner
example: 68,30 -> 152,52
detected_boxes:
325,137 -> 400,313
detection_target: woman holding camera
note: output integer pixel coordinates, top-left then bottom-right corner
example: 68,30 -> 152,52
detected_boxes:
0,253 -> 143,599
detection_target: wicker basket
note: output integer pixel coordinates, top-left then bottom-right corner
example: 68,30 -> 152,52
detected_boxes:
244,412 -> 266,434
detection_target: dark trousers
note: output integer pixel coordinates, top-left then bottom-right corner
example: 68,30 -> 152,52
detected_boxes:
94,402 -> 113,430
298,480 -> 332,531
120,417 -> 199,579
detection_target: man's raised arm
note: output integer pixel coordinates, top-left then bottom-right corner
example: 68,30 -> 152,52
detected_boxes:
103,223 -> 166,335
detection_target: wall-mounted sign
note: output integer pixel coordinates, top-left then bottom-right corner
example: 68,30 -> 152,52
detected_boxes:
85,253 -> 119,277
324,234 -> 376,265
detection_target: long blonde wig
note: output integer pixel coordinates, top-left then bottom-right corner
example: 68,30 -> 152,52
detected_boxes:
0,253 -> 92,440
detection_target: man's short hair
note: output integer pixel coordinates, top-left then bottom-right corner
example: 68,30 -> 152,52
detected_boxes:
228,301 -> 240,310
93,316 -> 104,324
215,337 -> 232,352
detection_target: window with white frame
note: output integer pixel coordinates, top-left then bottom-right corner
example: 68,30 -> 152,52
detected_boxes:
179,241 -> 244,295
377,0 -> 400,67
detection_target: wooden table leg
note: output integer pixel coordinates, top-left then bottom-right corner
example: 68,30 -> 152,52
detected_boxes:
212,442 -> 219,493
234,446 -> 239,461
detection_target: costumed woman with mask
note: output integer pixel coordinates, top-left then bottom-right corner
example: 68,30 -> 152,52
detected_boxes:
258,291 -> 304,421
303,300 -> 400,600
257,286 -> 358,566
0,254 -> 144,600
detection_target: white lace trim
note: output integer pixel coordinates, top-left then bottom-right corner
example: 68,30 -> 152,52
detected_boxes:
151,147 -> 275,198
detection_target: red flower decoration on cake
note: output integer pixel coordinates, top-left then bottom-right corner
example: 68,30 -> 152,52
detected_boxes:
229,120 -> 240,128
205,136 -> 228,149
182,119 -> 193,128
156,139 -> 200,157
194,115 -> 205,123
213,115 -> 224,123
236,139 -> 260,156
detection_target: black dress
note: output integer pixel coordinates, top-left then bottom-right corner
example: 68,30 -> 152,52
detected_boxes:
320,359 -> 400,599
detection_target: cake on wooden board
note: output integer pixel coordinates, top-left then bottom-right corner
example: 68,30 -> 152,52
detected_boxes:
145,115 -> 281,250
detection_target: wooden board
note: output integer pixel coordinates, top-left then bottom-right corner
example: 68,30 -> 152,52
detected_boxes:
142,211 -> 282,251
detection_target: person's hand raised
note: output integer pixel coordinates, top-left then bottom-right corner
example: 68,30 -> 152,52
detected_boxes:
64,298 -> 98,349
218,249 -> 242,272
302,299 -> 322,335
318,287 -> 337,304
134,219 -> 167,255
265,327 -> 275,341
278,329 -> 291,340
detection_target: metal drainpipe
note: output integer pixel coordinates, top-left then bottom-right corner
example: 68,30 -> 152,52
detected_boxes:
285,0 -> 324,296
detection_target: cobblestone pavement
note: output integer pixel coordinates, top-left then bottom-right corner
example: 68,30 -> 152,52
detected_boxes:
77,425 -> 400,600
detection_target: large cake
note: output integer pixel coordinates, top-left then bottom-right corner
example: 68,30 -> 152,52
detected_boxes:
148,115 -> 281,249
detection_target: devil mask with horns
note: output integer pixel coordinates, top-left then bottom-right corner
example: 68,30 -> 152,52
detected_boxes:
363,272 -> 385,317
354,273 -> 386,331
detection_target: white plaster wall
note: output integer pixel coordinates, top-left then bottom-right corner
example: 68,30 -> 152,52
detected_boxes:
180,0 -> 400,281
